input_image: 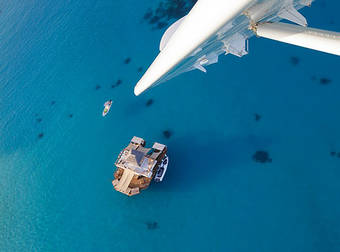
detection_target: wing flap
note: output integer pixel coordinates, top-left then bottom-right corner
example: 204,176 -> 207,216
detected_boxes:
278,1 -> 307,26
223,33 -> 249,57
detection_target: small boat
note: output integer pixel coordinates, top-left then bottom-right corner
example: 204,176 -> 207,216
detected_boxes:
102,100 -> 112,117
154,154 -> 168,182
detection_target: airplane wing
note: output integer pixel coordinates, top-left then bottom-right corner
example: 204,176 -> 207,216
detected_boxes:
134,0 -> 340,96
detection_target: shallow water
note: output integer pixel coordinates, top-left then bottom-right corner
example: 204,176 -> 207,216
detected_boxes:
0,0 -> 340,251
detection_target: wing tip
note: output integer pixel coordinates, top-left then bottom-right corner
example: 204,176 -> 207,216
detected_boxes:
134,85 -> 143,96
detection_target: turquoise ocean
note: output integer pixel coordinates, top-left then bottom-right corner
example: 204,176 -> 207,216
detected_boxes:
0,0 -> 340,251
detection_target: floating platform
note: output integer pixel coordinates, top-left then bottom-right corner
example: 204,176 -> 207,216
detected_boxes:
112,136 -> 168,196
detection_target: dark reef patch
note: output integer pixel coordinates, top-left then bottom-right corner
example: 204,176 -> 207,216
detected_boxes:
36,118 -> 42,123
124,58 -> 131,64
320,78 -> 332,85
252,150 -> 272,163
145,221 -> 159,230
146,99 -> 153,107
143,0 -> 197,30
290,56 -> 300,66
143,8 -> 153,20
254,113 -> 261,122
149,15 -> 160,25
156,21 -> 168,29
311,76 -> 333,85
95,85 -> 101,90
163,130 -> 172,139
330,151 -> 340,159
137,67 -> 143,72
68,114 -> 73,118
112,79 -> 122,88
38,133 -> 44,139
51,101 -> 56,105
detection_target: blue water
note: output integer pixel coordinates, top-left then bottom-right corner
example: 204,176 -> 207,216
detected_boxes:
1,0 -> 340,251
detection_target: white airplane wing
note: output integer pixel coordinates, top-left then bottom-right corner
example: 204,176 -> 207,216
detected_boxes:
134,0 -> 340,95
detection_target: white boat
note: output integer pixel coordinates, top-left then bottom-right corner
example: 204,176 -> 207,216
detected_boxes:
102,100 -> 112,117
154,154 -> 168,182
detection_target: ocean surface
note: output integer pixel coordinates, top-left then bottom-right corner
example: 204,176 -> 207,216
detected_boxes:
0,0 -> 340,251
